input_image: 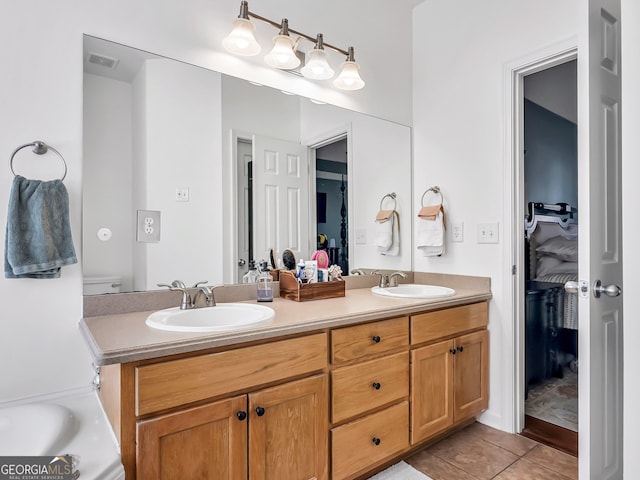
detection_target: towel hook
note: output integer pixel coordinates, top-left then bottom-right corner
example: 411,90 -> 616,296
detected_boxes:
379,192 -> 397,211
421,186 -> 443,206
9,141 -> 68,182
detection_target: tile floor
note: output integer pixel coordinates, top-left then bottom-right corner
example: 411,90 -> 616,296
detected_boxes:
406,422 -> 578,480
525,366 -> 578,431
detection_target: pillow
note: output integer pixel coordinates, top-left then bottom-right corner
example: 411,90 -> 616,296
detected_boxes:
536,256 -> 577,278
536,235 -> 578,262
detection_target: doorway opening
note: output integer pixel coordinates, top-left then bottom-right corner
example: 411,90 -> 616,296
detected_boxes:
517,58 -> 579,456
313,136 -> 349,275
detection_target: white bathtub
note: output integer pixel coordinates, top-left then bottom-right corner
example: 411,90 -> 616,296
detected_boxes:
0,389 -> 125,479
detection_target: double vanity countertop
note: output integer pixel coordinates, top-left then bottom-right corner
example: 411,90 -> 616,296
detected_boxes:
80,272 -> 492,366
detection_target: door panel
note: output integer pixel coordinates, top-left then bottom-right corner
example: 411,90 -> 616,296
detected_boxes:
579,0 -> 623,477
252,135 -> 310,263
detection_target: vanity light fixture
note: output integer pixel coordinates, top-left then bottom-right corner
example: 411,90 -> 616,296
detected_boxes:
223,0 -> 364,90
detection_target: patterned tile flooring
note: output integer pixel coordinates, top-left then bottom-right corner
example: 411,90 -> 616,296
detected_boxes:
406,422 -> 578,480
525,366 -> 578,432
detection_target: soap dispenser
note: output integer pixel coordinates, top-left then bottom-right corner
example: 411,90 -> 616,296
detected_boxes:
242,260 -> 259,284
257,260 -> 273,302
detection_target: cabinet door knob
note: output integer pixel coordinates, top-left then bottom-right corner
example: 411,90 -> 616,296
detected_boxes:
372,437 -> 381,446
457,346 -> 464,352
256,406 -> 266,416
450,348 -> 457,355
236,411 -> 247,421
372,382 -> 381,390
372,335 -> 381,343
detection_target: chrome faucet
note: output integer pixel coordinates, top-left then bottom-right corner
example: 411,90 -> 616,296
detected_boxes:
193,286 -> 215,308
371,270 -> 407,288
350,268 -> 366,275
388,271 -> 408,287
158,280 -> 214,310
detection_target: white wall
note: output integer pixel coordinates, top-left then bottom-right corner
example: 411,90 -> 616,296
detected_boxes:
622,0 -> 640,476
300,103 -> 413,272
0,1 -> 414,402
83,74 -> 134,291
412,0 -> 579,430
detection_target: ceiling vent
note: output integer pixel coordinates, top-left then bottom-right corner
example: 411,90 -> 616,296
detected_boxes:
87,52 -> 120,70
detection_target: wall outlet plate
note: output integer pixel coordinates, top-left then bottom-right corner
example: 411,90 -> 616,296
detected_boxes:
451,222 -> 463,242
175,188 -> 190,202
137,210 -> 161,242
355,228 -> 367,245
477,222 -> 499,244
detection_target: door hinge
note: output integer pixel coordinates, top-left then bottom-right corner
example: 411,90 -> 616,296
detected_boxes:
512,265 -> 517,275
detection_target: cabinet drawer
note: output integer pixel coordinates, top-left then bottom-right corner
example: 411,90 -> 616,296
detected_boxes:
331,352 -> 408,423
135,333 -> 327,416
331,317 -> 408,363
411,302 -> 488,345
331,401 -> 409,480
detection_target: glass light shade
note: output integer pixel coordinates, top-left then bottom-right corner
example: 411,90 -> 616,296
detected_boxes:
301,49 -> 335,80
223,18 -> 261,56
333,60 -> 365,90
264,35 -> 300,70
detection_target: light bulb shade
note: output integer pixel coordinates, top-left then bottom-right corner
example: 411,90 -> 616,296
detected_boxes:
223,18 -> 261,56
333,60 -> 365,90
264,35 -> 300,70
301,49 -> 335,80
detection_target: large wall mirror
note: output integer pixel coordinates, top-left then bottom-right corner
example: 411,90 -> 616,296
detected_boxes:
82,35 -> 412,294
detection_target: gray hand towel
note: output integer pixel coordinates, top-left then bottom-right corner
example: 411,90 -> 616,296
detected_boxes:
4,175 -> 77,278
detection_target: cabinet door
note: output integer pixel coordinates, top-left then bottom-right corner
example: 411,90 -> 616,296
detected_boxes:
136,395 -> 247,480
454,330 -> 489,421
410,340 -> 454,444
249,374 -> 328,480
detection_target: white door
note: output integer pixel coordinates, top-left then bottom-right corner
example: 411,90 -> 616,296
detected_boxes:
236,139 -> 252,280
574,0 -> 623,477
252,135 -> 310,265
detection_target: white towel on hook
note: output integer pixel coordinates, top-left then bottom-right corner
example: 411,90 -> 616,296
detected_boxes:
375,210 -> 400,256
417,204 -> 445,257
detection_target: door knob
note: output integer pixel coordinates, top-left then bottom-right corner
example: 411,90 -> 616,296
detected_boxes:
593,280 -> 621,298
238,258 -> 246,267
564,281 -> 580,294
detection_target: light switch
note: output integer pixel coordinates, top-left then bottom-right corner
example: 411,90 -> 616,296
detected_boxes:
355,228 -> 367,245
477,222 -> 499,244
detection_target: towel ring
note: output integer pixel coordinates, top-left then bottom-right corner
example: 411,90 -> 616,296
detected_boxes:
421,186 -> 443,206
379,192 -> 397,211
10,141 -> 67,182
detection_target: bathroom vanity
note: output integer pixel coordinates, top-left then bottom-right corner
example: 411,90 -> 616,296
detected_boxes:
80,273 -> 490,480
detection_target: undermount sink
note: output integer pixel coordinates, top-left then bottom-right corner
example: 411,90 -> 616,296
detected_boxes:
146,303 -> 275,333
371,284 -> 456,299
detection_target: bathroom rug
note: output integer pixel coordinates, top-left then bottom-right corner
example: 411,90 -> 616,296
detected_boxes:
366,461 -> 433,480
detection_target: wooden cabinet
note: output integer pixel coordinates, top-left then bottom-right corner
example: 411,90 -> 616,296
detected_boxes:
410,304 -> 489,444
329,317 -> 410,480
136,395 -> 247,479
136,375 -> 327,480
249,375 -> 328,480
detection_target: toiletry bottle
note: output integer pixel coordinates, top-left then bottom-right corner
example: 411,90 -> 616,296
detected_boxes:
242,260 -> 259,283
257,261 -> 273,302
296,259 -> 306,282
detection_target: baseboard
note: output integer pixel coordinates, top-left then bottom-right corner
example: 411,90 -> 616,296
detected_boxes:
521,415 -> 578,457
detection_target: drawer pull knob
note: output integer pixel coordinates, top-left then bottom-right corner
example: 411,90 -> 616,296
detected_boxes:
372,382 -> 381,390
372,335 -> 381,343
236,411 -> 247,421
256,406 -> 266,416
450,348 -> 457,355
457,346 -> 464,352
372,437 -> 381,446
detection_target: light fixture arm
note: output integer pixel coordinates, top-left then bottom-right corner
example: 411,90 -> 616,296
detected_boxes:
245,7 -> 350,57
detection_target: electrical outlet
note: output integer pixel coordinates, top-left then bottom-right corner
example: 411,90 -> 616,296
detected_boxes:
355,228 -> 367,245
451,222 -> 464,242
477,222 -> 499,244
175,188 -> 190,202
137,210 -> 161,242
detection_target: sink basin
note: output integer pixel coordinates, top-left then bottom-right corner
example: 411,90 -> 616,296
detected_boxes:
146,303 -> 275,332
371,284 -> 456,299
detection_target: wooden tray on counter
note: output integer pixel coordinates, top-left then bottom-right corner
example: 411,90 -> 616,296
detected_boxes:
279,270 -> 345,302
